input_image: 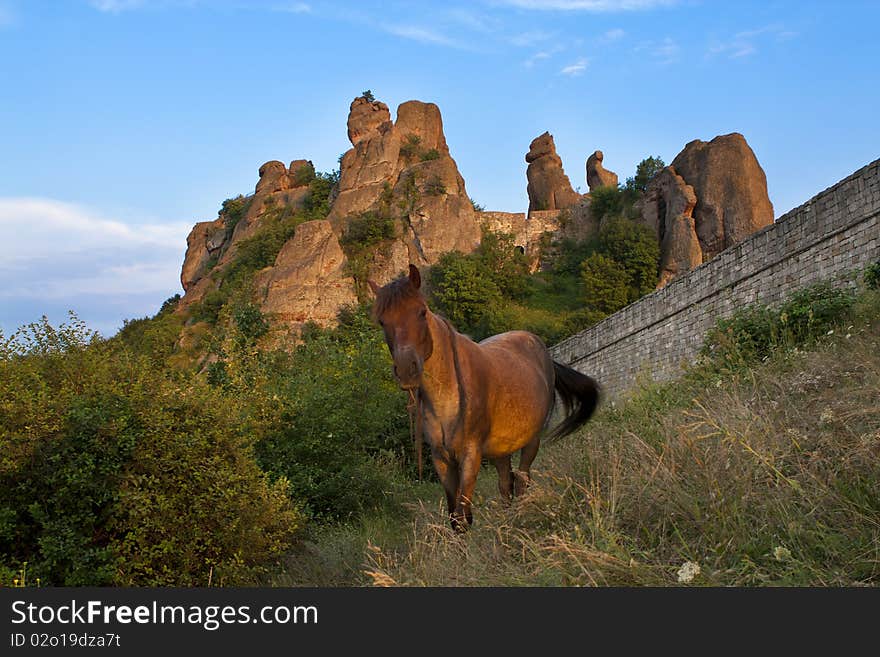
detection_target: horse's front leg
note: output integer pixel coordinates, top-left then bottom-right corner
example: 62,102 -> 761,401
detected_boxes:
453,444 -> 481,531
430,446 -> 459,525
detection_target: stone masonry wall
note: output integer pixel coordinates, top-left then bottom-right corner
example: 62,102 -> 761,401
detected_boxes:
550,159 -> 880,398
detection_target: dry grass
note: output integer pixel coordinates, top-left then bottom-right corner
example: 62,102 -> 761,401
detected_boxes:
361,291 -> 880,586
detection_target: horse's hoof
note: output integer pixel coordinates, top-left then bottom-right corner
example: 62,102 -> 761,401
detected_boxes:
513,471 -> 531,497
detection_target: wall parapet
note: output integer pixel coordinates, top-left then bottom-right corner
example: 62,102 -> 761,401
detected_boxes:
550,158 -> 880,397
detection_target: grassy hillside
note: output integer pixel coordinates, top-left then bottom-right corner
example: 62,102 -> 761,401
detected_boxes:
281,283 -> 880,586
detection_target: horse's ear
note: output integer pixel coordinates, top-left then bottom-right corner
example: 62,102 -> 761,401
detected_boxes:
367,279 -> 381,297
408,264 -> 421,289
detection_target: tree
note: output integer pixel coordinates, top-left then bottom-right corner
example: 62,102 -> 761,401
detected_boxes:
429,251 -> 503,333
581,253 -> 630,315
625,156 -> 665,194
362,89 -> 375,102
596,218 -> 660,301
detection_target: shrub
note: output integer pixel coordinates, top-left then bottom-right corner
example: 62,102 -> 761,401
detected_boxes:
865,259 -> 880,289
399,134 -> 422,161
581,253 -> 630,315
703,282 -> 856,364
251,308 -> 409,520
0,316 -> 299,586
471,198 -> 485,212
420,148 -> 440,162
361,89 -> 375,102
596,218 -> 660,300
423,175 -> 446,196
589,185 -> 626,223
429,251 -> 504,334
476,227 -> 530,300
221,195 -> 251,237
340,211 -> 396,249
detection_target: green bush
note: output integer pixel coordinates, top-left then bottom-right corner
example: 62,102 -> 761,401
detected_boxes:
399,134 -> 422,161
624,156 -> 665,195
0,316 -> 300,586
429,251 -> 504,334
420,148 -> 440,162
596,218 -> 660,300
581,253 -> 630,315
865,260 -> 880,289
703,282 -> 857,364
221,195 -> 251,237
251,308 -> 409,520
340,211 -> 396,249
423,175 -> 446,196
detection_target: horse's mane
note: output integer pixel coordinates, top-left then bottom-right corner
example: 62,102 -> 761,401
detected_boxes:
373,276 -> 423,318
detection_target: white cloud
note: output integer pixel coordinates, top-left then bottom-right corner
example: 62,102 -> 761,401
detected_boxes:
636,36 -> 679,64
382,23 -> 470,49
601,28 -> 625,42
0,197 -> 189,303
707,24 -> 797,60
560,57 -> 589,76
494,0 -> 676,11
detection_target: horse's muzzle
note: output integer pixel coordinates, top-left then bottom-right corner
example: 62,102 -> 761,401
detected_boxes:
393,347 -> 423,390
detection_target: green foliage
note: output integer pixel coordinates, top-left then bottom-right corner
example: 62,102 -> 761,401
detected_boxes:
865,259 -> 880,289
250,308 -> 409,521
0,315 -> 299,586
420,148 -> 440,162
471,198 -> 485,212
423,174 -> 446,196
399,134 -> 422,161
476,227 -> 530,300
589,185 -> 628,223
624,156 -> 665,194
361,89 -> 375,102
596,218 -> 660,300
221,195 -> 251,237
302,170 -> 339,221
581,253 -> 630,315
429,251 -> 503,333
340,211 -> 396,250
703,282 -> 857,365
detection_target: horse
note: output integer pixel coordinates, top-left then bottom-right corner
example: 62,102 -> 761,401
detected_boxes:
369,264 -> 600,531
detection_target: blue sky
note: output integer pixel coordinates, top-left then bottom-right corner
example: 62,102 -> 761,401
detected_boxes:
1,0 -> 878,336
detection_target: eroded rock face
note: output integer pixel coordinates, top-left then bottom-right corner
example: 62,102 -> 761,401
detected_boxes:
586,150 -> 619,191
671,132 -> 774,260
329,95 -> 480,277
255,160 -> 290,195
637,166 -> 702,287
638,133 -> 774,288
256,219 -> 358,331
526,132 -> 581,212
180,218 -> 227,293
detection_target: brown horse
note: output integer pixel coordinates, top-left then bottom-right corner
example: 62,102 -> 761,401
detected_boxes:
369,265 -> 600,531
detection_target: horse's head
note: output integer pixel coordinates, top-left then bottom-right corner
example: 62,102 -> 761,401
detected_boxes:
369,265 -> 433,391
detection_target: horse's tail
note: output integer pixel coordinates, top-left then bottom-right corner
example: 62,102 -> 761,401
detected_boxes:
548,361 -> 600,441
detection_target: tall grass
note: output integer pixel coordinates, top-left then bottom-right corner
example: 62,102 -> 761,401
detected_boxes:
357,287 -> 880,586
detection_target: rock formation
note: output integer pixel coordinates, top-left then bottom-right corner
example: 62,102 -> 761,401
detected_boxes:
638,132 -> 774,288
330,95 -> 481,271
525,132 -> 582,212
178,94 -> 483,337
670,133 -> 774,260
255,220 -> 358,327
586,150 -> 618,191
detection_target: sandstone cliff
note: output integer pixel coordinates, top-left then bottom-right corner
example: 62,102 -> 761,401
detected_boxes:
525,132 -> 582,212
178,94 -> 482,337
638,132 -> 774,286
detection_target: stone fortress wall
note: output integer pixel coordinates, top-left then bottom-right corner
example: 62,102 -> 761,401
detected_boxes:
550,159 -> 880,398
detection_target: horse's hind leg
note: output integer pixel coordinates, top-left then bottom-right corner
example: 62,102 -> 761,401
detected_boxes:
515,435 -> 541,496
431,447 -> 459,527
493,456 -> 513,503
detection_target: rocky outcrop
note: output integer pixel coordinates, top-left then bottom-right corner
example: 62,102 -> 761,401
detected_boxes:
180,217 -> 226,293
637,167 -> 702,287
255,220 -> 358,331
638,132 -> 774,288
586,150 -> 618,191
330,95 -> 481,275
670,132 -> 774,260
525,132 -> 582,212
